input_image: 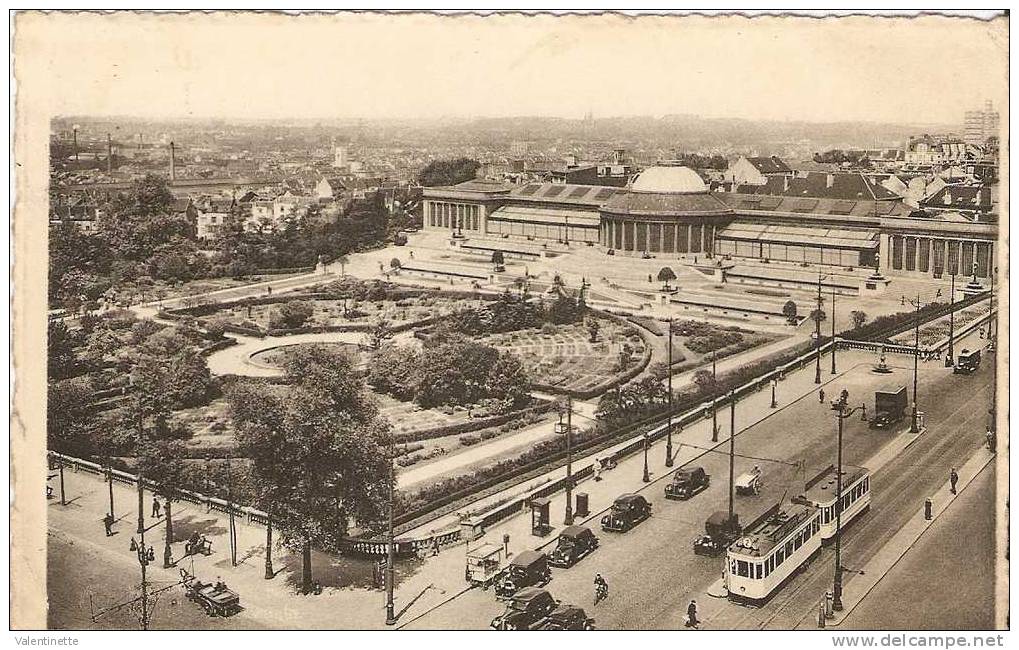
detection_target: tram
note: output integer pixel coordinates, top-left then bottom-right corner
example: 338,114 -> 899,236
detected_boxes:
724,502 -> 822,603
795,465 -> 871,541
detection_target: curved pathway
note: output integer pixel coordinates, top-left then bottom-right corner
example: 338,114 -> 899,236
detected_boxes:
206,329 -> 418,377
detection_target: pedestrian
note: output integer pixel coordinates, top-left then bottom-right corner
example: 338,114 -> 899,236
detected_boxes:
819,388 -> 826,404
409,250 -> 414,259
593,458 -> 602,482
986,427 -> 995,452
267,286 -> 272,296
648,274 -> 653,283
431,534 -> 441,557
103,513 -> 114,537
950,468 -> 959,495
130,537 -> 138,552
824,590 -> 834,619
152,497 -> 162,519
686,599 -> 699,628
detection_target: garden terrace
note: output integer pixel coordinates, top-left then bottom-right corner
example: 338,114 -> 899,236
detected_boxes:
479,318 -> 648,397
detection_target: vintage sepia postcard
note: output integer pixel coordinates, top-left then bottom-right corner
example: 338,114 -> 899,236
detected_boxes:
10,9 -> 1009,639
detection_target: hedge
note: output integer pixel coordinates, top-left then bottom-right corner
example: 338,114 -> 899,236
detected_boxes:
392,399 -> 556,444
842,292 -> 988,342
394,337 -> 822,523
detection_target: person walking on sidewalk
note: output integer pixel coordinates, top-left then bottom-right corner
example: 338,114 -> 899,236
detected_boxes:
819,389 -> 826,405
152,497 -> 162,519
950,468 -> 959,495
103,513 -> 114,537
685,599 -> 700,629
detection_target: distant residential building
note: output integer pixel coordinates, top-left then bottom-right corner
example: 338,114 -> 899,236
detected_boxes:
724,156 -> 793,186
920,184 -> 993,220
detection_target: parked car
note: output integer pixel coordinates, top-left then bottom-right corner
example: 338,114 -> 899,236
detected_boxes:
664,466 -> 710,500
601,493 -> 652,532
490,587 -> 558,630
548,525 -> 599,568
540,605 -> 596,630
494,550 -> 552,598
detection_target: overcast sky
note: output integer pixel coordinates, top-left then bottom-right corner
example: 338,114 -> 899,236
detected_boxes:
17,12 -> 1008,125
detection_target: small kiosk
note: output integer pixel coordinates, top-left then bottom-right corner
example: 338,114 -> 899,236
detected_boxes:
530,498 -> 552,537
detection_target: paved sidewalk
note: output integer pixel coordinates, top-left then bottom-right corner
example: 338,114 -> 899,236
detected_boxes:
823,446 -> 996,629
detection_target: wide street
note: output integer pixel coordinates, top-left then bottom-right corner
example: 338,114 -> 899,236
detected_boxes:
405,328 -> 995,630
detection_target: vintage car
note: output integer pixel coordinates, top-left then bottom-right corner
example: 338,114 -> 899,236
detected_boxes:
548,525 -> 599,568
494,550 -> 553,598
180,569 -> 241,617
490,587 -> 559,630
664,466 -> 710,500
693,511 -> 741,557
539,605 -> 596,630
601,493 -> 652,532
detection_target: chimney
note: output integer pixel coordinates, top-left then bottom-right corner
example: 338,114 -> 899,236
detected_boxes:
826,173 -> 835,189
170,141 -> 176,182
72,126 -> 79,164
107,133 -> 113,173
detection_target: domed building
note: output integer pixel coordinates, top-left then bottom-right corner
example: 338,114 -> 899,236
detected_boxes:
599,166 -> 732,256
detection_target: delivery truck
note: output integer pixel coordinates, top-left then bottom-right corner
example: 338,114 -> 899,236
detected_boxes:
870,386 -> 908,430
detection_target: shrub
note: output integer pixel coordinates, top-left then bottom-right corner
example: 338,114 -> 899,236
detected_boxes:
459,434 -> 481,446
269,300 -> 315,330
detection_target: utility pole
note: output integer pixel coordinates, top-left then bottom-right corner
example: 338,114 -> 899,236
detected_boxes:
814,270 -> 824,384
946,273 -> 956,367
832,389 -> 865,612
162,490 -> 173,569
227,459 -> 237,567
830,284 -> 837,375
911,294 -> 920,433
711,352 -> 719,443
136,472 -> 149,630
988,265 -> 996,342
727,390 -> 736,525
666,318 -> 674,467
385,426 -> 397,626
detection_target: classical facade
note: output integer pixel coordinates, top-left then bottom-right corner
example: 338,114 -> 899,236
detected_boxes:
421,166 -> 998,280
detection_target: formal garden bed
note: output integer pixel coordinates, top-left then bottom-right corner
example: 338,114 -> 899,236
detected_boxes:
889,304 -> 990,347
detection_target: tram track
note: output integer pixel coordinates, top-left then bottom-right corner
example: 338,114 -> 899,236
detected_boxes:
711,379 -> 990,630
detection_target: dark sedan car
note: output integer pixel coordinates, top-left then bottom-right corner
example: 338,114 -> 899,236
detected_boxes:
490,587 -> 559,630
601,493 -> 651,532
548,525 -> 599,568
540,605 -> 595,630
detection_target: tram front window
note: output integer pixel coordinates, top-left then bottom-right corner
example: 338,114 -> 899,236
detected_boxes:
737,560 -> 749,577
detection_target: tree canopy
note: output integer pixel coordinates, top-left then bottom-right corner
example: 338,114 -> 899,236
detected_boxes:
416,158 -> 481,187
230,345 -> 392,593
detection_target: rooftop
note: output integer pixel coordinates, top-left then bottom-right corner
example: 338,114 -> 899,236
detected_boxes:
729,502 -> 817,558
630,166 -> 707,194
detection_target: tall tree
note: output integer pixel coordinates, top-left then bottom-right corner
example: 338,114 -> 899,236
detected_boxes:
416,158 -> 481,187
229,346 -> 391,594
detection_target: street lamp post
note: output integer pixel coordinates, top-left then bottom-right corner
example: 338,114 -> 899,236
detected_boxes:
770,378 -> 778,409
107,463 -> 115,518
642,433 -> 650,483
727,390 -> 736,523
558,397 -> 575,525
665,318 -> 674,467
58,456 -> 67,506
